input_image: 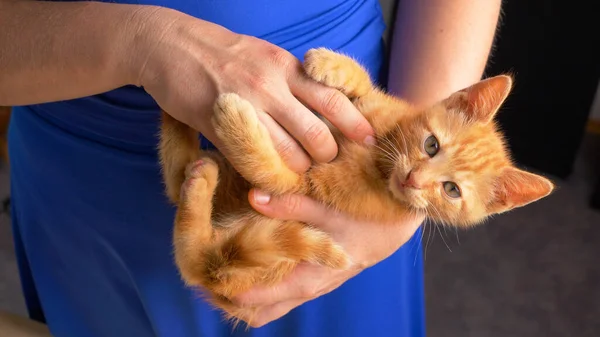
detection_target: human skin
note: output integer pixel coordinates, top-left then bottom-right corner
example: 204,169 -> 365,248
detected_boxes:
238,0 -> 503,327
0,1 -> 374,171
0,0 -> 503,329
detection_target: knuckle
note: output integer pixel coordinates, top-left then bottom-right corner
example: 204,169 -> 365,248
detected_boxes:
248,75 -> 271,91
320,90 -> 346,118
274,138 -> 297,161
303,122 -> 330,146
231,295 -> 251,308
299,283 -> 319,299
314,287 -> 330,299
353,119 -> 371,136
354,260 -> 371,271
215,60 -> 235,75
267,47 -> 293,69
248,319 -> 267,329
281,194 -> 303,215
295,157 -> 312,173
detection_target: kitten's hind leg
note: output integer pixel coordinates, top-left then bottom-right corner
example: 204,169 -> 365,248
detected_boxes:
159,111 -> 201,204
212,93 -> 303,195
174,157 -> 349,325
173,157 -> 220,287
200,215 -> 351,324
304,48 -> 374,99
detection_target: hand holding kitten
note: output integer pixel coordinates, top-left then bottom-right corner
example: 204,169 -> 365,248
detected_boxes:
230,188 -> 424,327
159,48 -> 553,327
138,7 -> 374,172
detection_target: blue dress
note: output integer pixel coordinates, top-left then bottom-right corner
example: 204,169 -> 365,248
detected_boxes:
8,0 -> 425,336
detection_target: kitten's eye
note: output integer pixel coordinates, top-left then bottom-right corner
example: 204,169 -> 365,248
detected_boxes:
443,181 -> 461,198
424,135 -> 439,157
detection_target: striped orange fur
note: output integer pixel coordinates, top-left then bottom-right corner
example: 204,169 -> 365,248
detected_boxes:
158,48 -> 554,325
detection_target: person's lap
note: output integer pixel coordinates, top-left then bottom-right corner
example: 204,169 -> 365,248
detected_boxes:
9,110 -> 425,337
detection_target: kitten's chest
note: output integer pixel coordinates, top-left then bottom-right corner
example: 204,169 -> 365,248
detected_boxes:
307,142 -> 405,222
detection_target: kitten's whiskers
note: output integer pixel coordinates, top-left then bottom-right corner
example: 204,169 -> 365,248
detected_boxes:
435,223 -> 452,253
413,215 -> 427,266
372,143 -> 398,165
375,135 -> 401,163
424,218 -> 435,261
393,124 -> 409,155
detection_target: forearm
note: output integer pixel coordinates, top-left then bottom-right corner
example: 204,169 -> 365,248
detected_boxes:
0,1 -> 163,106
387,0 -> 502,107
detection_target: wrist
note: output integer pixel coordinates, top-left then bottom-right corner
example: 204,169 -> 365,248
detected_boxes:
115,5 -> 179,87
126,6 -> 239,89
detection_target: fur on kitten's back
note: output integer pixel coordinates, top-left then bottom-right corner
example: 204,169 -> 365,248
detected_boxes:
158,48 -> 554,324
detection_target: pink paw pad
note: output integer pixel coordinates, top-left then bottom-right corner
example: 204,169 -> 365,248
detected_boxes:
181,160 -> 206,199
185,160 -> 205,177
191,160 -> 205,169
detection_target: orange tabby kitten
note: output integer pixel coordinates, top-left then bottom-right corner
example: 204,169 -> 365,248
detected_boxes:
158,48 -> 554,323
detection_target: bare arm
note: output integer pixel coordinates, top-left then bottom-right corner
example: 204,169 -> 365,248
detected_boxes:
228,2 -> 505,326
0,1 -> 374,170
0,1 -> 161,105
387,0 -> 503,107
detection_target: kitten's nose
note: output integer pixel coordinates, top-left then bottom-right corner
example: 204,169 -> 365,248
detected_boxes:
404,170 -> 422,189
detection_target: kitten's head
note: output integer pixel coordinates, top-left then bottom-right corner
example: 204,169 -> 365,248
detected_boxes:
378,75 -> 554,227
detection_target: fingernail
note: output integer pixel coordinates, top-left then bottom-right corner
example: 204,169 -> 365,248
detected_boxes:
364,135 -> 376,146
253,190 -> 271,205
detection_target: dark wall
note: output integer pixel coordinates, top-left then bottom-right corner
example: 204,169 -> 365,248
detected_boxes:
485,1 -> 600,179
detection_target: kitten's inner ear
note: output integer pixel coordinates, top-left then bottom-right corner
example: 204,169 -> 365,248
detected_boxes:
444,75 -> 513,124
487,166 -> 554,215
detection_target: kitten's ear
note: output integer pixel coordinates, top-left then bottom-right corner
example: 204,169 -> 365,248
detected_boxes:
487,166 -> 554,214
444,74 -> 513,124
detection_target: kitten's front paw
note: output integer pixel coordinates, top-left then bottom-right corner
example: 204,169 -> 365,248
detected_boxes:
211,93 -> 259,141
210,92 -> 302,194
304,48 -> 373,98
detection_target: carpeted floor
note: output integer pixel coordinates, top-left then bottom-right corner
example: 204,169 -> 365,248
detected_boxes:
1,133 -> 599,336
423,132 -> 600,337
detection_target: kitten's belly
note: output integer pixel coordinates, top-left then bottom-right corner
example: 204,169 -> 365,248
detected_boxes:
209,152 -> 253,216
306,143 -> 410,223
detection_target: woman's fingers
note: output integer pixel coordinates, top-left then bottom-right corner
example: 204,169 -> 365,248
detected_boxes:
249,189 -> 338,228
233,262 -> 360,308
247,298 -> 307,328
241,189 -> 424,327
290,74 -> 374,145
234,263 -> 323,307
255,109 -> 311,173
265,90 -> 338,163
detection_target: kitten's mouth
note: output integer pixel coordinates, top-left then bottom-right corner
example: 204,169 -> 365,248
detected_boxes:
393,175 -> 405,191
390,173 -> 428,210
389,174 -> 407,198
392,174 -> 417,192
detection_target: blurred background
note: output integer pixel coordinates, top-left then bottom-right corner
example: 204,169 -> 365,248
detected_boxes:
1,0 -> 600,336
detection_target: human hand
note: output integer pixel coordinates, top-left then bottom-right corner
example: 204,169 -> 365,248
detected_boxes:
229,188 -> 424,327
131,7 -> 374,172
